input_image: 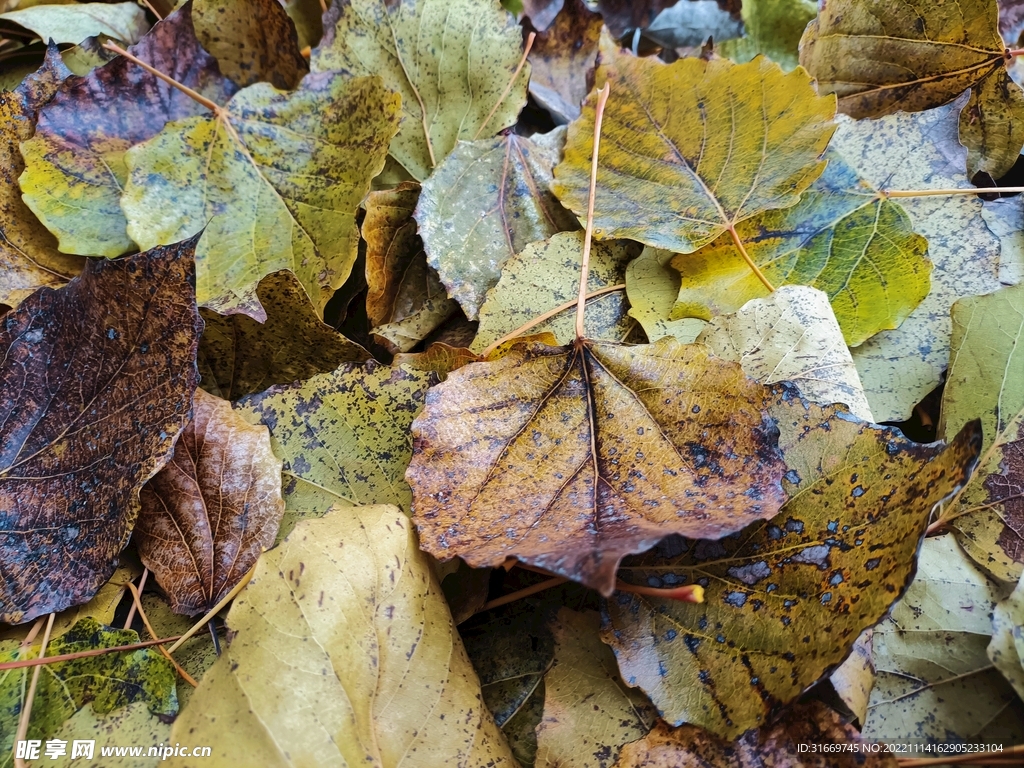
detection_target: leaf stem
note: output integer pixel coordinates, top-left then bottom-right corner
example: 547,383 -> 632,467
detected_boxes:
474,32 -> 536,141
727,223 -> 774,292
615,580 -> 705,603
475,576 -> 569,614
125,580 -> 198,687
0,635 -> 184,672
1007,49 -> 1024,58
123,567 -> 148,629
479,283 -> 626,359
140,0 -> 163,19
882,186 -> 1024,197
14,612 -> 54,768
166,561 -> 257,655
102,41 -> 222,113
575,84 -> 611,340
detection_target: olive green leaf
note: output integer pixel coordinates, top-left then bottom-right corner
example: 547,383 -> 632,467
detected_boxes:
990,570 -> 1024,700
535,609 -> 655,768
199,270 -> 370,401
311,0 -> 529,181
671,149 -> 931,348
48,703 -> 168,768
718,0 -> 816,71
472,232 -> 639,354
235,360 -> 437,540
122,72 -> 400,320
0,3 -> 149,46
416,129 -> 579,319
937,282 -> 1024,583
603,410 -> 982,738
168,505 -> 517,767
552,49 -> 835,255
696,286 -> 874,421
862,535 -> 1024,742
800,0 -> 1024,178
624,247 -> 707,344
281,0 -> 324,49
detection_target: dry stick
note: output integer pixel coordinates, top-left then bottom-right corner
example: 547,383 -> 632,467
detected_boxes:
478,284 -> 626,359
476,577 -> 569,614
574,84 -> 611,339
123,567 -> 149,630
883,185 -> 1024,197
103,42 -> 221,112
139,0 -> 163,20
124,581 -> 198,687
474,32 -> 537,141
167,563 -> 256,655
727,223 -> 775,292
0,635 -> 183,672
19,617 -> 44,650
13,613 -> 55,768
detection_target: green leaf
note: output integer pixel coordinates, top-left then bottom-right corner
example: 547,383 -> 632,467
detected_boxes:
122,71 -> 400,319
718,0 -> 816,71
624,247 -> 707,343
311,0 -> 529,180
472,231 -> 639,353
0,2 -> 150,45
169,505 -> 517,766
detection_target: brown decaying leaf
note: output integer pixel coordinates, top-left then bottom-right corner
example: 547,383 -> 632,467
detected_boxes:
596,0 -> 677,36
136,389 -> 284,616
527,0 -> 601,124
409,337 -> 788,596
0,236 -> 202,624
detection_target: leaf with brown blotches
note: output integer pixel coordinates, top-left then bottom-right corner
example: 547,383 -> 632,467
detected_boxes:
136,389 -> 284,616
408,336 -> 789,595
0,236 -> 202,624
526,0 -> 601,124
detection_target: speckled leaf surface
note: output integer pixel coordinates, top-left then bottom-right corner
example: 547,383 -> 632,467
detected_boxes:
672,149 -> 931,347
417,129 -> 579,319
136,389 -> 284,616
801,0 -> 1024,178
862,535 -> 1024,742
527,0 -> 601,124
122,71 -> 400,320
198,270 -> 370,401
603,410 -> 982,738
0,237 -> 201,624
990,570 -> 1024,699
552,50 -> 835,255
19,3 -> 237,257
409,337 -> 789,596
311,0 -> 529,181
718,0 -> 816,71
938,282 -> 1024,583
472,232 -> 638,353
167,505 -> 516,767
0,2 -> 149,46
625,247 -> 707,343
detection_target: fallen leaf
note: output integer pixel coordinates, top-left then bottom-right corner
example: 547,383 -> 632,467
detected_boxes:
198,270 -> 370,401
990,570 -> 1024,700
527,0 -> 601,124
638,1 -> 743,50
140,592 -> 221,710
1002,0 -> 1024,45
938,281 -> 1024,583
0,2 -> 149,45
191,0 -> 307,90
235,360 -> 437,540
672,148 -> 931,347
0,237 -> 202,624
981,196 -> 1024,286
603,410 -> 982,737
552,50 -> 836,256
696,285 -> 874,421
862,535 -> 1024,742
281,0 -> 323,49
311,0 -> 529,181
800,0 -> 1024,178
522,0 -> 564,31
417,129 -> 579,319
829,629 -> 875,725
409,336 -> 789,595
394,342 -> 481,381
363,181 -> 457,353
122,71 -> 400,320
19,2 -> 238,257
595,0 -> 675,37
718,0 -> 816,71
624,246 -> 707,343
136,389 -> 284,616
472,231 -> 639,354
167,505 -> 517,767
614,701 -> 896,768
535,608 -> 655,768
48,702 -> 168,768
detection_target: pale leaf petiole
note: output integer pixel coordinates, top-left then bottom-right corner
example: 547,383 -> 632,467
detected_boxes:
575,84 -> 611,340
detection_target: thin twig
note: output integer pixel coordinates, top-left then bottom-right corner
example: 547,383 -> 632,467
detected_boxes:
14,613 -> 54,768
319,0 -> 328,13
124,581 -> 197,687
167,563 -> 256,655
0,635 -> 183,672
139,0 -> 163,20
102,42 -> 221,112
882,186 -> 1024,197
575,84 -> 611,340
123,567 -> 149,630
474,32 -> 536,140
727,223 -> 774,292
475,577 -> 569,614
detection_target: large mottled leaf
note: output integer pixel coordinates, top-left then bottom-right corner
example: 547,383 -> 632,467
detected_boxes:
603,409 -> 982,737
614,701 -> 896,768
0,237 -> 202,624
472,232 -> 639,353
671,149 -> 931,347
535,608 -> 655,768
311,0 -> 529,181
136,389 -> 284,616
624,247 -> 707,344
363,181 -> 456,353
718,0 -> 816,71
409,337 -> 789,596
0,49 -> 83,308
552,50 -> 835,255
122,71 -> 400,320
168,505 -> 516,767
198,270 -> 370,401
527,0 -> 601,124
938,282 -> 1024,583
834,100 -> 1004,422
236,360 -> 436,540
801,0 -> 1024,178
0,618 -> 177,768
0,3 -> 149,45
862,535 -> 1024,742
19,3 -> 238,257
417,129 -> 579,319
990,570 -> 1024,699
